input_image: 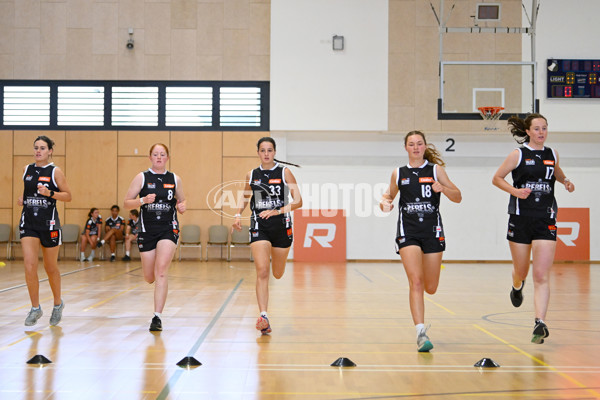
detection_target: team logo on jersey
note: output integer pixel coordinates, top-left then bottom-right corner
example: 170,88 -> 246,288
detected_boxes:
147,183 -> 156,189
548,225 -> 557,236
268,179 -> 281,184
252,231 -> 259,237
25,175 -> 33,181
163,183 -> 175,188
419,177 -> 434,183
401,178 -> 410,185
543,160 -> 555,166
525,180 -> 552,200
50,231 -> 58,238
525,159 -> 535,166
38,176 -> 51,182
253,180 -> 261,184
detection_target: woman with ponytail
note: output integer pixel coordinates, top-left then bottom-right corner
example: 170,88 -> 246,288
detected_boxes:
380,131 -> 461,352
232,137 -> 303,334
493,114 -> 574,344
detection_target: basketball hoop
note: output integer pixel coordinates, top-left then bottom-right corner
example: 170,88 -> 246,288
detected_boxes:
478,106 -> 504,131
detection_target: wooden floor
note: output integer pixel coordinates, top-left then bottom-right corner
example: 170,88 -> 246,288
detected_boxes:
0,255 -> 599,400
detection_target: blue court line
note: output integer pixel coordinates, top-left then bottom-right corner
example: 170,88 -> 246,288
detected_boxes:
354,268 -> 373,282
156,278 -> 244,400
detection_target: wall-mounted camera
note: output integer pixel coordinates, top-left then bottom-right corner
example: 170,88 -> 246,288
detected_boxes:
127,28 -> 134,49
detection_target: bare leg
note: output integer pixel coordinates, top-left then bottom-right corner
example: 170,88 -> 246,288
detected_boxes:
531,240 -> 556,320
422,252 -> 443,295
41,246 -> 62,305
151,240 -> 177,313
21,237 -> 41,307
140,249 -> 157,284
271,247 -> 291,279
399,246 -> 425,325
251,241 -> 272,312
509,241 -> 532,288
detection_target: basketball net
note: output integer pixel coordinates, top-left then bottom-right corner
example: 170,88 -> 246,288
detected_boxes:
478,106 -> 504,131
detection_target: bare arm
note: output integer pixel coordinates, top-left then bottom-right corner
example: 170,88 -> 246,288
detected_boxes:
380,169 -> 399,212
492,149 -> 532,199
552,151 -> 575,193
35,167 -> 72,203
232,171 -> 253,231
432,165 -> 462,203
123,172 -> 147,210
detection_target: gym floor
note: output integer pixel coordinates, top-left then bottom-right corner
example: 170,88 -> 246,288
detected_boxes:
0,256 -> 598,399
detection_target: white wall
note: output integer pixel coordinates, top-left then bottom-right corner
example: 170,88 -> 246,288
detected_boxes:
527,0 -> 600,132
276,131 -> 599,261
270,0 -> 388,131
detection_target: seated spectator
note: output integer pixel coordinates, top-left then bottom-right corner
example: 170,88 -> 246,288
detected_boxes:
80,208 -> 102,262
98,205 -> 125,262
122,209 -> 140,262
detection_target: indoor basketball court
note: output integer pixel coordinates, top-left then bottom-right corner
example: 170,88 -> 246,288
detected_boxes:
1,0 -> 599,399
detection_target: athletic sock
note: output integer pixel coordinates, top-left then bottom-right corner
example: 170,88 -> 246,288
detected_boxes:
80,252 -> 85,260
260,311 -> 268,318
415,323 -> 425,337
125,251 -> 130,256
32,306 -> 41,311
154,312 -> 162,318
90,250 -> 95,259
513,281 -> 524,290
111,253 -> 116,257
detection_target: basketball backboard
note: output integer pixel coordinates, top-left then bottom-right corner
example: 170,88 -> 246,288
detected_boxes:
439,61 -> 538,120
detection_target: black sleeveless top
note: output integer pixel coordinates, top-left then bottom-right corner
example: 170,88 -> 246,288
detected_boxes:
20,163 -> 61,231
396,161 -> 443,239
509,145 -> 557,218
138,169 -> 179,233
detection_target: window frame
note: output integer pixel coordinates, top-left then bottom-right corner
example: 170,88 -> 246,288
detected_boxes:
0,80 -> 270,131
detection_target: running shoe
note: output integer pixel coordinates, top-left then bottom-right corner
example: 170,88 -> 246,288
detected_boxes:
25,307 -> 43,326
256,315 -> 271,334
510,280 -> 525,307
49,300 -> 64,326
150,315 -> 162,332
531,320 -> 549,344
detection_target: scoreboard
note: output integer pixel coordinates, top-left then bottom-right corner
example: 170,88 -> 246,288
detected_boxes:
547,59 -> 600,98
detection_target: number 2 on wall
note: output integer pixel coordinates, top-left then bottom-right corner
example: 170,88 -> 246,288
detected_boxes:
445,138 -> 456,152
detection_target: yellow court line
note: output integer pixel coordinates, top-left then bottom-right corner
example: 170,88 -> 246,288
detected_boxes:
377,268 -> 399,282
0,327 -> 48,352
10,284 -> 89,312
425,296 -> 456,315
83,284 -> 142,311
474,324 -> 600,398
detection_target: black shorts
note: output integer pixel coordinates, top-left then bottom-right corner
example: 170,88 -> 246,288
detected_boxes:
507,214 -> 557,244
250,215 -> 293,248
137,229 -> 179,252
20,227 -> 62,248
395,235 -> 445,254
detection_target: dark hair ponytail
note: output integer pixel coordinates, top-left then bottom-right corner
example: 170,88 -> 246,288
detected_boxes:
256,137 -> 301,168
507,113 -> 547,144
88,207 -> 98,219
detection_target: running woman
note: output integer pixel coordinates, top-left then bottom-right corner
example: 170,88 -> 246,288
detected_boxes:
232,137 -> 303,334
380,131 -> 461,352
18,135 -> 72,326
124,143 -> 186,332
493,114 -> 575,344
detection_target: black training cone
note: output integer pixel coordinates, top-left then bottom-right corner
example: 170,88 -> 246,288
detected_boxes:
474,358 -> 500,368
26,354 -> 52,365
330,357 -> 356,367
176,356 -> 202,369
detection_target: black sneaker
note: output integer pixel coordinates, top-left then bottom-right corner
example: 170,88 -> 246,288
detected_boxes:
531,320 -> 549,344
510,280 -> 524,307
150,316 -> 162,332
110,255 -> 116,262
122,255 -> 131,261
